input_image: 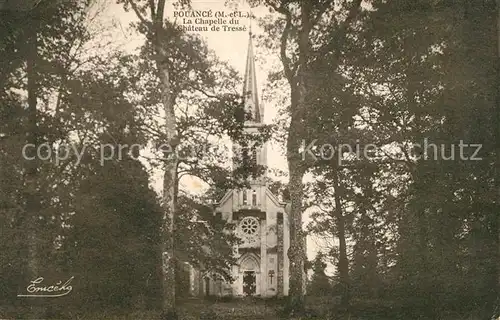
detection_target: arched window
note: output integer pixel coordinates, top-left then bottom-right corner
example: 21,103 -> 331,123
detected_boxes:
252,189 -> 257,206
242,189 -> 248,205
204,277 -> 210,296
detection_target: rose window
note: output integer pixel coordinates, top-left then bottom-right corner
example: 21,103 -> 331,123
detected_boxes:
239,217 -> 259,242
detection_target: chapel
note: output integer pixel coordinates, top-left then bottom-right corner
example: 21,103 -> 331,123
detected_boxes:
188,31 -> 292,297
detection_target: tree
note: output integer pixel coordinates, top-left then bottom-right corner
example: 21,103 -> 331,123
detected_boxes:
116,0 -> 183,315
496,0 -> 500,317
0,1 -> 95,316
307,252 -> 332,296
116,2 -> 276,315
287,0 -> 498,317
50,54 -> 163,310
2,0 -> 267,317
307,173 -> 352,308
255,0 -> 364,313
347,1 -> 499,317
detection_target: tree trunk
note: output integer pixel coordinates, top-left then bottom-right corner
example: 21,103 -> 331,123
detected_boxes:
496,0 -> 500,315
333,169 -> 350,309
151,2 -> 178,314
284,1 -> 313,314
156,49 -> 178,317
25,22 -> 40,317
160,158 -> 177,315
286,159 -> 306,314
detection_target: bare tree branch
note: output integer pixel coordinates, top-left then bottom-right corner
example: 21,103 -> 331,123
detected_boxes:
148,0 -> 156,21
265,0 -> 295,84
126,0 -> 149,26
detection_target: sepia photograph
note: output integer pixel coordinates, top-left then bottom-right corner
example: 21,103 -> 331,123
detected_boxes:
0,0 -> 499,319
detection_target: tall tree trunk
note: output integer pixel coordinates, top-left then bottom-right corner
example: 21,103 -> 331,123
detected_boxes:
150,0 -> 178,316
160,154 -> 177,316
333,169 -> 350,309
496,0 -> 500,316
285,1 -> 312,314
156,38 -> 178,320
286,159 -> 306,314
25,22 -> 40,317
264,0 -> 361,314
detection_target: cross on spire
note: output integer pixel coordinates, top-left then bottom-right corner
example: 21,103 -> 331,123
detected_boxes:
248,6 -> 253,36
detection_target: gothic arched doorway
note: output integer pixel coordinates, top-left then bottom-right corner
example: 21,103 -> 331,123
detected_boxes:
239,253 -> 260,296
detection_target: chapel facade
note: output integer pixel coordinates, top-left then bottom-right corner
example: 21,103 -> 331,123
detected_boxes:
187,32 -> 291,297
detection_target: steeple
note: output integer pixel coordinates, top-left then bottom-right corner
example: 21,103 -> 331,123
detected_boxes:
242,31 -> 261,123
232,30 -> 267,178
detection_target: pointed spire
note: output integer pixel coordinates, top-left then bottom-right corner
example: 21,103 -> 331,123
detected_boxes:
242,29 -> 261,123
248,7 -> 253,36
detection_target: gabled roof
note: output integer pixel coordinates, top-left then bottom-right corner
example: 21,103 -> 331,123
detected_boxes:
216,189 -> 234,208
214,186 -> 286,214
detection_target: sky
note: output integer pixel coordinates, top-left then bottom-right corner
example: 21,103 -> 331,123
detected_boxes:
96,0 -> 327,266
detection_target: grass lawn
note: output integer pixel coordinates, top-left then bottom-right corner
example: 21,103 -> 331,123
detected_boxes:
0,297 -> 492,319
